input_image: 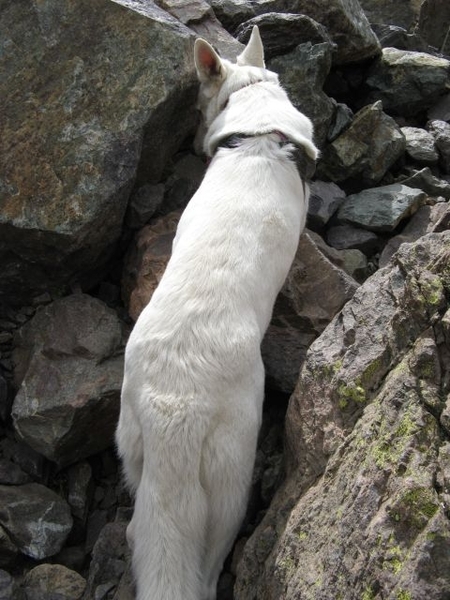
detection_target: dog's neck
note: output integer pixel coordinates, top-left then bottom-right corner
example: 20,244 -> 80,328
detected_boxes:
213,130 -> 316,184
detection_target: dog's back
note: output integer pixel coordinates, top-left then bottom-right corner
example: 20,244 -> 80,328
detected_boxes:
116,27 -> 318,600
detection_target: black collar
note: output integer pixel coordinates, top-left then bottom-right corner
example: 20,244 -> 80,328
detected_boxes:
215,131 -> 316,184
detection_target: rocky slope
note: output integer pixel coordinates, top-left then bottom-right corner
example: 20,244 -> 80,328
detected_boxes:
0,0 -> 449,599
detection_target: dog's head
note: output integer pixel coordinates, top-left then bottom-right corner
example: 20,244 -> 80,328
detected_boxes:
194,27 -> 278,140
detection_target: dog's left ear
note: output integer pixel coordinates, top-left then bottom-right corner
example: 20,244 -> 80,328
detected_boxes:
194,39 -> 225,83
237,26 -> 265,68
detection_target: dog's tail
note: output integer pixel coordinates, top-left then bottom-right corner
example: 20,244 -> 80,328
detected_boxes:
129,403 -> 208,600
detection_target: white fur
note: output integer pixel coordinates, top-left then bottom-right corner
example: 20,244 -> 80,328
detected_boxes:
116,26 -> 318,600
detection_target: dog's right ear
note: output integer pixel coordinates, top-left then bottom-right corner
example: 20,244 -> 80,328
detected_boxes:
194,39 -> 225,83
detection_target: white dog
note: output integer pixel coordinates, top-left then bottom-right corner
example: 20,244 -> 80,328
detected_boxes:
116,26 -> 318,600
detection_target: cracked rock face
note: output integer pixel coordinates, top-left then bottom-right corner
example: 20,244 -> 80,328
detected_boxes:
235,231 -> 450,600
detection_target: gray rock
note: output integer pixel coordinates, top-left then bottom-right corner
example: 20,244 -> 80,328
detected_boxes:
358,0 -> 422,29
0,483 -> 72,560
428,93 -> 450,122
337,184 -> 426,232
125,184 -> 165,229
379,202 -> 450,267
307,180 -> 346,229
12,294 -> 124,466
418,0 -> 450,55
206,0 -> 380,65
327,103 -> 354,142
427,120 -> 450,174
235,231 -> 450,600
326,224 -> 382,254
0,375 -> 9,422
67,462 -> 93,522
398,167 -> 450,199
318,101 -> 406,186
401,126 -> 439,164
309,231 -> 369,283
365,47 -> 450,116
0,526 -> 18,569
23,564 -> 86,600
269,43 -> 335,148
262,231 -> 359,393
163,154 -> 207,214
83,522 -> 130,600
0,459 -> 31,486
0,0 -> 198,305
235,13 -> 332,60
371,23 -> 432,52
0,569 -> 16,600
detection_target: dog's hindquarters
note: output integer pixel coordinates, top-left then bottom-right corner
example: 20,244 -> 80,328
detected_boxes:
122,391 -> 211,600
117,356 -> 264,600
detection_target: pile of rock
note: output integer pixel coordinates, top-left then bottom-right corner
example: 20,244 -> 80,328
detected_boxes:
0,0 -> 449,598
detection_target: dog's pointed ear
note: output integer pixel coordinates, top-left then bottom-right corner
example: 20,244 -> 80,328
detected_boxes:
237,26 -> 265,68
194,38 -> 225,83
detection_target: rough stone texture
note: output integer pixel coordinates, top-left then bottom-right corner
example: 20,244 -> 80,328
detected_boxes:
337,184 -> 426,232
379,202 -> 450,267
428,120 -> 450,174
358,0 -> 422,29
365,48 -> 450,117
0,483 -> 72,560
235,13 -> 331,60
326,224 -> 382,254
269,43 -> 334,148
428,93 -> 450,122
307,180 -> 346,230
122,210 -> 182,321
262,231 -> 359,393
235,231 -> 450,600
371,23 -> 431,52
206,0 -> 380,64
23,564 -> 86,600
318,101 -> 406,187
0,570 -> 15,600
398,167 -> 450,199
401,126 -> 439,165
0,526 -> 18,569
418,0 -> 450,55
83,522 -> 131,600
12,294 -> 124,466
0,0 -> 197,305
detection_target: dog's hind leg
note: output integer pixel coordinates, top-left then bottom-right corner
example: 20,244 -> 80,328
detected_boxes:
201,398 -> 262,600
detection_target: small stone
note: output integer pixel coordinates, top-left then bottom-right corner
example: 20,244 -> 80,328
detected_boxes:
427,120 -> 450,174
307,180 -> 346,229
398,167 -> 450,199
401,126 -> 439,165
0,483 -> 72,560
337,184 -> 426,232
0,569 -> 15,600
23,564 -> 86,600
326,224 -> 382,254
0,458 -> 31,486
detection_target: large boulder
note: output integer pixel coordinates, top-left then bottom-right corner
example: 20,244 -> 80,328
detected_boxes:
235,230 -> 450,600
318,102 -> 406,187
12,294 -> 124,466
268,42 -> 335,149
358,0 -> 422,29
206,0 -> 380,64
336,184 -> 426,232
365,47 -> 450,117
418,0 -> 450,55
0,0 -> 198,305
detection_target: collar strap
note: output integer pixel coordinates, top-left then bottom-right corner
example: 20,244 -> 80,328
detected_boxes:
215,131 -> 316,182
